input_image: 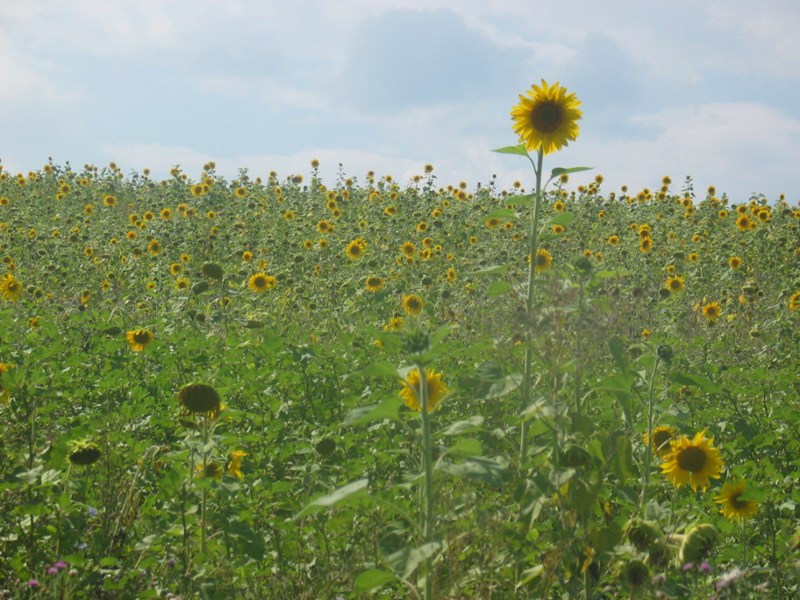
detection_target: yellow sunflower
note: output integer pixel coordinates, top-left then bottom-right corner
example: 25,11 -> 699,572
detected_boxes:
227,450 -> 247,479
661,430 -> 724,492
728,256 -> 742,270
643,425 -> 677,458
534,248 -> 553,273
714,480 -> 758,521
399,368 -> 449,413
788,291 -> 800,311
248,272 -> 276,293
126,329 -> 155,352
511,80 -> 582,155
0,273 -> 23,302
702,301 -> 722,322
345,239 -> 366,260
402,294 -> 424,316
665,275 -> 685,294
365,276 -> 384,292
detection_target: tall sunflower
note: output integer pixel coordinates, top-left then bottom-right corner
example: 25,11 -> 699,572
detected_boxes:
511,80 -> 582,155
714,480 -> 758,522
399,368 -> 449,413
661,430 -> 723,492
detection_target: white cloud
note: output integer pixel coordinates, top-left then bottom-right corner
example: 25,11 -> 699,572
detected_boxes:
570,102 -> 800,199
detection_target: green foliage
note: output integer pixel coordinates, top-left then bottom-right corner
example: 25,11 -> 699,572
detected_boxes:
0,162 -> 798,598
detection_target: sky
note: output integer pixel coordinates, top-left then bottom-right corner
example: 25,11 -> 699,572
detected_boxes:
1,0 -> 799,201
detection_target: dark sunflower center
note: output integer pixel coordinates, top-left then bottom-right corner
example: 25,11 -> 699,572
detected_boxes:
536,254 -> 548,266
8,282 -> 19,292
676,446 -> 707,472
653,431 -> 672,448
133,331 -> 151,344
670,280 -> 681,290
531,102 -> 563,133
254,276 -> 266,287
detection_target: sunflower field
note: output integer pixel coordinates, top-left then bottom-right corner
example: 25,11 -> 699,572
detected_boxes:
1,85 -> 800,599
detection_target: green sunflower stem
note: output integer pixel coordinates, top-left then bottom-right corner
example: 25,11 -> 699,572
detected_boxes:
638,354 -> 662,513
417,363 -> 435,600
520,149 -> 544,463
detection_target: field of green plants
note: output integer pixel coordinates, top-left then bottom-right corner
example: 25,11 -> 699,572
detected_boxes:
1,147 -> 799,599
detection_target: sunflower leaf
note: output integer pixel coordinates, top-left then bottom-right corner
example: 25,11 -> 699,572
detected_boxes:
493,144 -> 529,156
550,166 -> 593,177
505,194 -> 535,207
345,396 -> 403,426
486,208 -> 517,220
353,569 -> 397,593
294,478 -> 370,520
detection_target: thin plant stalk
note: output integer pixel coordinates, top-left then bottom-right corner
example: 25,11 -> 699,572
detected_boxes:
638,354 -> 662,512
520,149 -> 544,462
417,364 -> 435,600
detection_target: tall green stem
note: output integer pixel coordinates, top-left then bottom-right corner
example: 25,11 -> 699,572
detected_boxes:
417,364 -> 435,600
520,149 -> 544,462
638,355 -> 661,512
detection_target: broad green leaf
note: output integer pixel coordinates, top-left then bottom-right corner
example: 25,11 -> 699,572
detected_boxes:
594,372 -> 635,393
669,372 -> 721,394
469,264 -> 510,276
486,208 -> 517,220
545,212 -> 575,227
505,194 -> 535,207
483,374 -> 522,399
607,337 -> 629,373
345,396 -> 403,426
493,144 -> 529,156
354,360 -> 399,379
294,479 -> 369,519
442,416 -> 484,436
550,166 -> 593,177
487,280 -> 510,297
447,438 -> 483,458
353,569 -> 397,593
439,456 -> 507,486
429,324 -> 453,347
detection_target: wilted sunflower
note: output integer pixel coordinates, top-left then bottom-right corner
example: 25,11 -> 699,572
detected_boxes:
179,383 -> 221,414
402,294 -> 424,316
399,368 -> 449,413
511,80 -> 582,155
714,480 -> 758,521
248,272 -> 276,293
0,273 -> 23,302
68,439 -> 102,466
126,329 -> 154,352
661,430 -> 723,492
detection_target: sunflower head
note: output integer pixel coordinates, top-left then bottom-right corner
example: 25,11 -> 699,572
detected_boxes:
714,480 -> 759,522
511,80 -> 582,155
661,430 -> 724,492
68,439 -> 102,466
399,368 -> 449,413
679,524 -> 719,564
178,383 -> 222,414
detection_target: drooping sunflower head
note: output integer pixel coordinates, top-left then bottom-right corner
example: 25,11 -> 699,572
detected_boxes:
511,80 -> 582,155
661,430 -> 724,492
714,480 -> 758,522
399,368 -> 449,413
178,383 -> 222,414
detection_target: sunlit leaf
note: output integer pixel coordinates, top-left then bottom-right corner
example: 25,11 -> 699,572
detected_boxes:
493,143 -> 529,156
294,479 -> 369,519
